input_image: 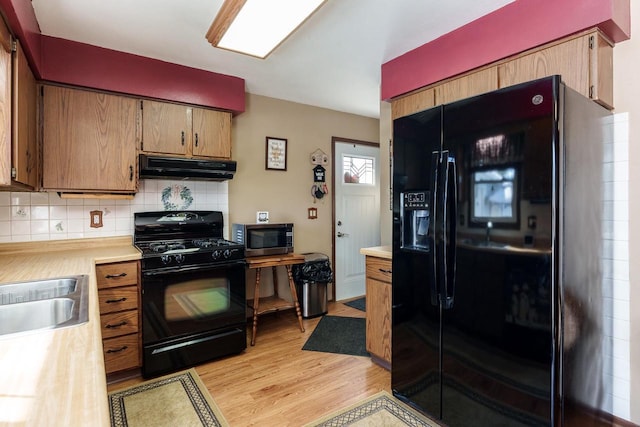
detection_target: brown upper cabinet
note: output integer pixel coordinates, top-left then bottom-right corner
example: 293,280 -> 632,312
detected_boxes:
435,67 -> 498,106
0,20 -> 39,191
0,19 -> 13,188
498,30 -> 613,109
12,40 -> 38,189
141,100 -> 232,159
391,87 -> 435,121
41,85 -> 139,193
391,28 -> 614,118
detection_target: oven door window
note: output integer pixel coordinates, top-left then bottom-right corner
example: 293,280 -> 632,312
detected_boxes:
165,278 -> 230,321
142,264 -> 246,342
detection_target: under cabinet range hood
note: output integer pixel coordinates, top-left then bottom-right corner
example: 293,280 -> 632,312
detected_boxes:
139,154 -> 236,181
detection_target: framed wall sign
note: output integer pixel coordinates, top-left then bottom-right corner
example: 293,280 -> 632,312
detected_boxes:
265,137 -> 287,170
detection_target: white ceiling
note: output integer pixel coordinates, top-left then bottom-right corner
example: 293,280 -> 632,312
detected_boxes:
30,0 -> 514,118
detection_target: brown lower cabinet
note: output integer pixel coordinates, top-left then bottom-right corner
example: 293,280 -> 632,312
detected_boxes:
365,255 -> 392,370
95,260 -> 141,375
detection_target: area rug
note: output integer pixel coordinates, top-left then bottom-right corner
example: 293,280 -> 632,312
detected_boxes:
304,390 -> 439,426
302,315 -> 368,357
108,368 -> 229,427
344,297 -> 366,312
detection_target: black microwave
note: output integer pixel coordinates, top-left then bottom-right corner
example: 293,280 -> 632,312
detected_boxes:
232,223 -> 293,257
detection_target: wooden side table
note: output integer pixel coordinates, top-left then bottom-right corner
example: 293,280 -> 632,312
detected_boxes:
246,254 -> 306,345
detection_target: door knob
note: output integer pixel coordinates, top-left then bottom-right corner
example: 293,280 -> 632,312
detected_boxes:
337,232 -> 350,237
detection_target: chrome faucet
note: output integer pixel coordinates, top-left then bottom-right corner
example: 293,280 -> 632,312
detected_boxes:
486,221 -> 493,244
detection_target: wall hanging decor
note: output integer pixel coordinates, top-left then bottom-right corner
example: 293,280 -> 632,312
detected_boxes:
161,184 -> 193,210
311,162 -> 328,203
266,136 -> 287,170
310,148 -> 328,165
311,183 -> 328,202
309,148 -> 329,204
313,164 -> 326,182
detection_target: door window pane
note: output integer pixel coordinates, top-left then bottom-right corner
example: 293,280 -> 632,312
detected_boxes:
343,155 -> 374,184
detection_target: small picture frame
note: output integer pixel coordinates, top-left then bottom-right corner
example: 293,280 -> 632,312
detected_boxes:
266,137 -> 287,171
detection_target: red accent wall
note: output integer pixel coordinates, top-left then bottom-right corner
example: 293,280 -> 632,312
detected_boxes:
40,36 -> 245,113
0,0 -> 245,113
381,0 -> 631,100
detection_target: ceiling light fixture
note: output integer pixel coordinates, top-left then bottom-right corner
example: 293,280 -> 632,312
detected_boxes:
206,0 -> 326,59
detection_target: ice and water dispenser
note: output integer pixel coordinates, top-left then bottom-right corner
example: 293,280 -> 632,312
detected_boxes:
401,190 -> 431,252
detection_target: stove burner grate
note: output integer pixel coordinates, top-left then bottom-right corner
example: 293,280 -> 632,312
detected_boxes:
149,242 -> 187,253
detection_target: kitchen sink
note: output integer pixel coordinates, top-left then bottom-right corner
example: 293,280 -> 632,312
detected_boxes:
0,276 -> 82,305
0,275 -> 89,337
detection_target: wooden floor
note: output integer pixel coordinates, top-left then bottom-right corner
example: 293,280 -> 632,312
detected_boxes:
107,301 -> 391,426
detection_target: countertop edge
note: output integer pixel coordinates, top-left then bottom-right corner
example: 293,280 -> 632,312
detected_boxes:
360,245 -> 392,259
0,240 -> 141,427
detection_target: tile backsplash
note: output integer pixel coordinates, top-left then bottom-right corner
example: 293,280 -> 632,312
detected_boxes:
0,179 -> 229,243
602,112 -> 630,419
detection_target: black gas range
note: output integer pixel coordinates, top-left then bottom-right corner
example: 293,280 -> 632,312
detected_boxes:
134,211 -> 245,269
134,211 -> 247,378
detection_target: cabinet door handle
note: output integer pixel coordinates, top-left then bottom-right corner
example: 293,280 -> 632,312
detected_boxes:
105,297 -> 127,304
181,131 -> 185,145
106,346 -> 128,354
105,272 -> 127,279
105,321 -> 128,329
129,165 -> 134,181
379,269 -> 392,274
195,132 -> 199,147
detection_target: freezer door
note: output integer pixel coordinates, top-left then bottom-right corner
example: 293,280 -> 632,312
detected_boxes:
439,77 -> 557,426
391,106 -> 444,418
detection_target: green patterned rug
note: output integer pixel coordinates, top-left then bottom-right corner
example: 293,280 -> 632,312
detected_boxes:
305,391 -> 438,426
108,368 -> 229,427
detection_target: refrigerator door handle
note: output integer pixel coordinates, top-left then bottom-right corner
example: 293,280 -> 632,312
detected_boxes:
429,151 -> 441,306
442,154 -> 457,309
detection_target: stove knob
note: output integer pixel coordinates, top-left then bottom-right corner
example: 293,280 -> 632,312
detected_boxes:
174,254 -> 185,264
161,255 -> 172,265
223,249 -> 232,258
212,250 -> 221,260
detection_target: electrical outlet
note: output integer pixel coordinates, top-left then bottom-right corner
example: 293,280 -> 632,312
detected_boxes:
90,210 -> 103,228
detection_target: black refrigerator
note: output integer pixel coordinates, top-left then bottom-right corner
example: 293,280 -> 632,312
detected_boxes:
392,76 -> 613,426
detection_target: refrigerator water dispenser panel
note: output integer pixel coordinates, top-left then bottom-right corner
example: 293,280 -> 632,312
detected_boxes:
401,191 -> 431,252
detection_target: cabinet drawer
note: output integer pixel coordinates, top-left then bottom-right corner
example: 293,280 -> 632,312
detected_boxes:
103,334 -> 140,374
96,261 -> 138,289
100,310 -> 139,339
366,257 -> 392,283
98,286 -> 138,314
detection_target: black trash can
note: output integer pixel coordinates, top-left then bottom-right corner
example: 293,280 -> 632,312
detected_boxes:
292,253 -> 332,318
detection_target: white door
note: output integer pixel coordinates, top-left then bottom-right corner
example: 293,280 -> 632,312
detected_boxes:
334,141 -> 380,301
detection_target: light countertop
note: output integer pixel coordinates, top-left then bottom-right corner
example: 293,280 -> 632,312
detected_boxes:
0,236 -> 140,427
359,245 -> 392,259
